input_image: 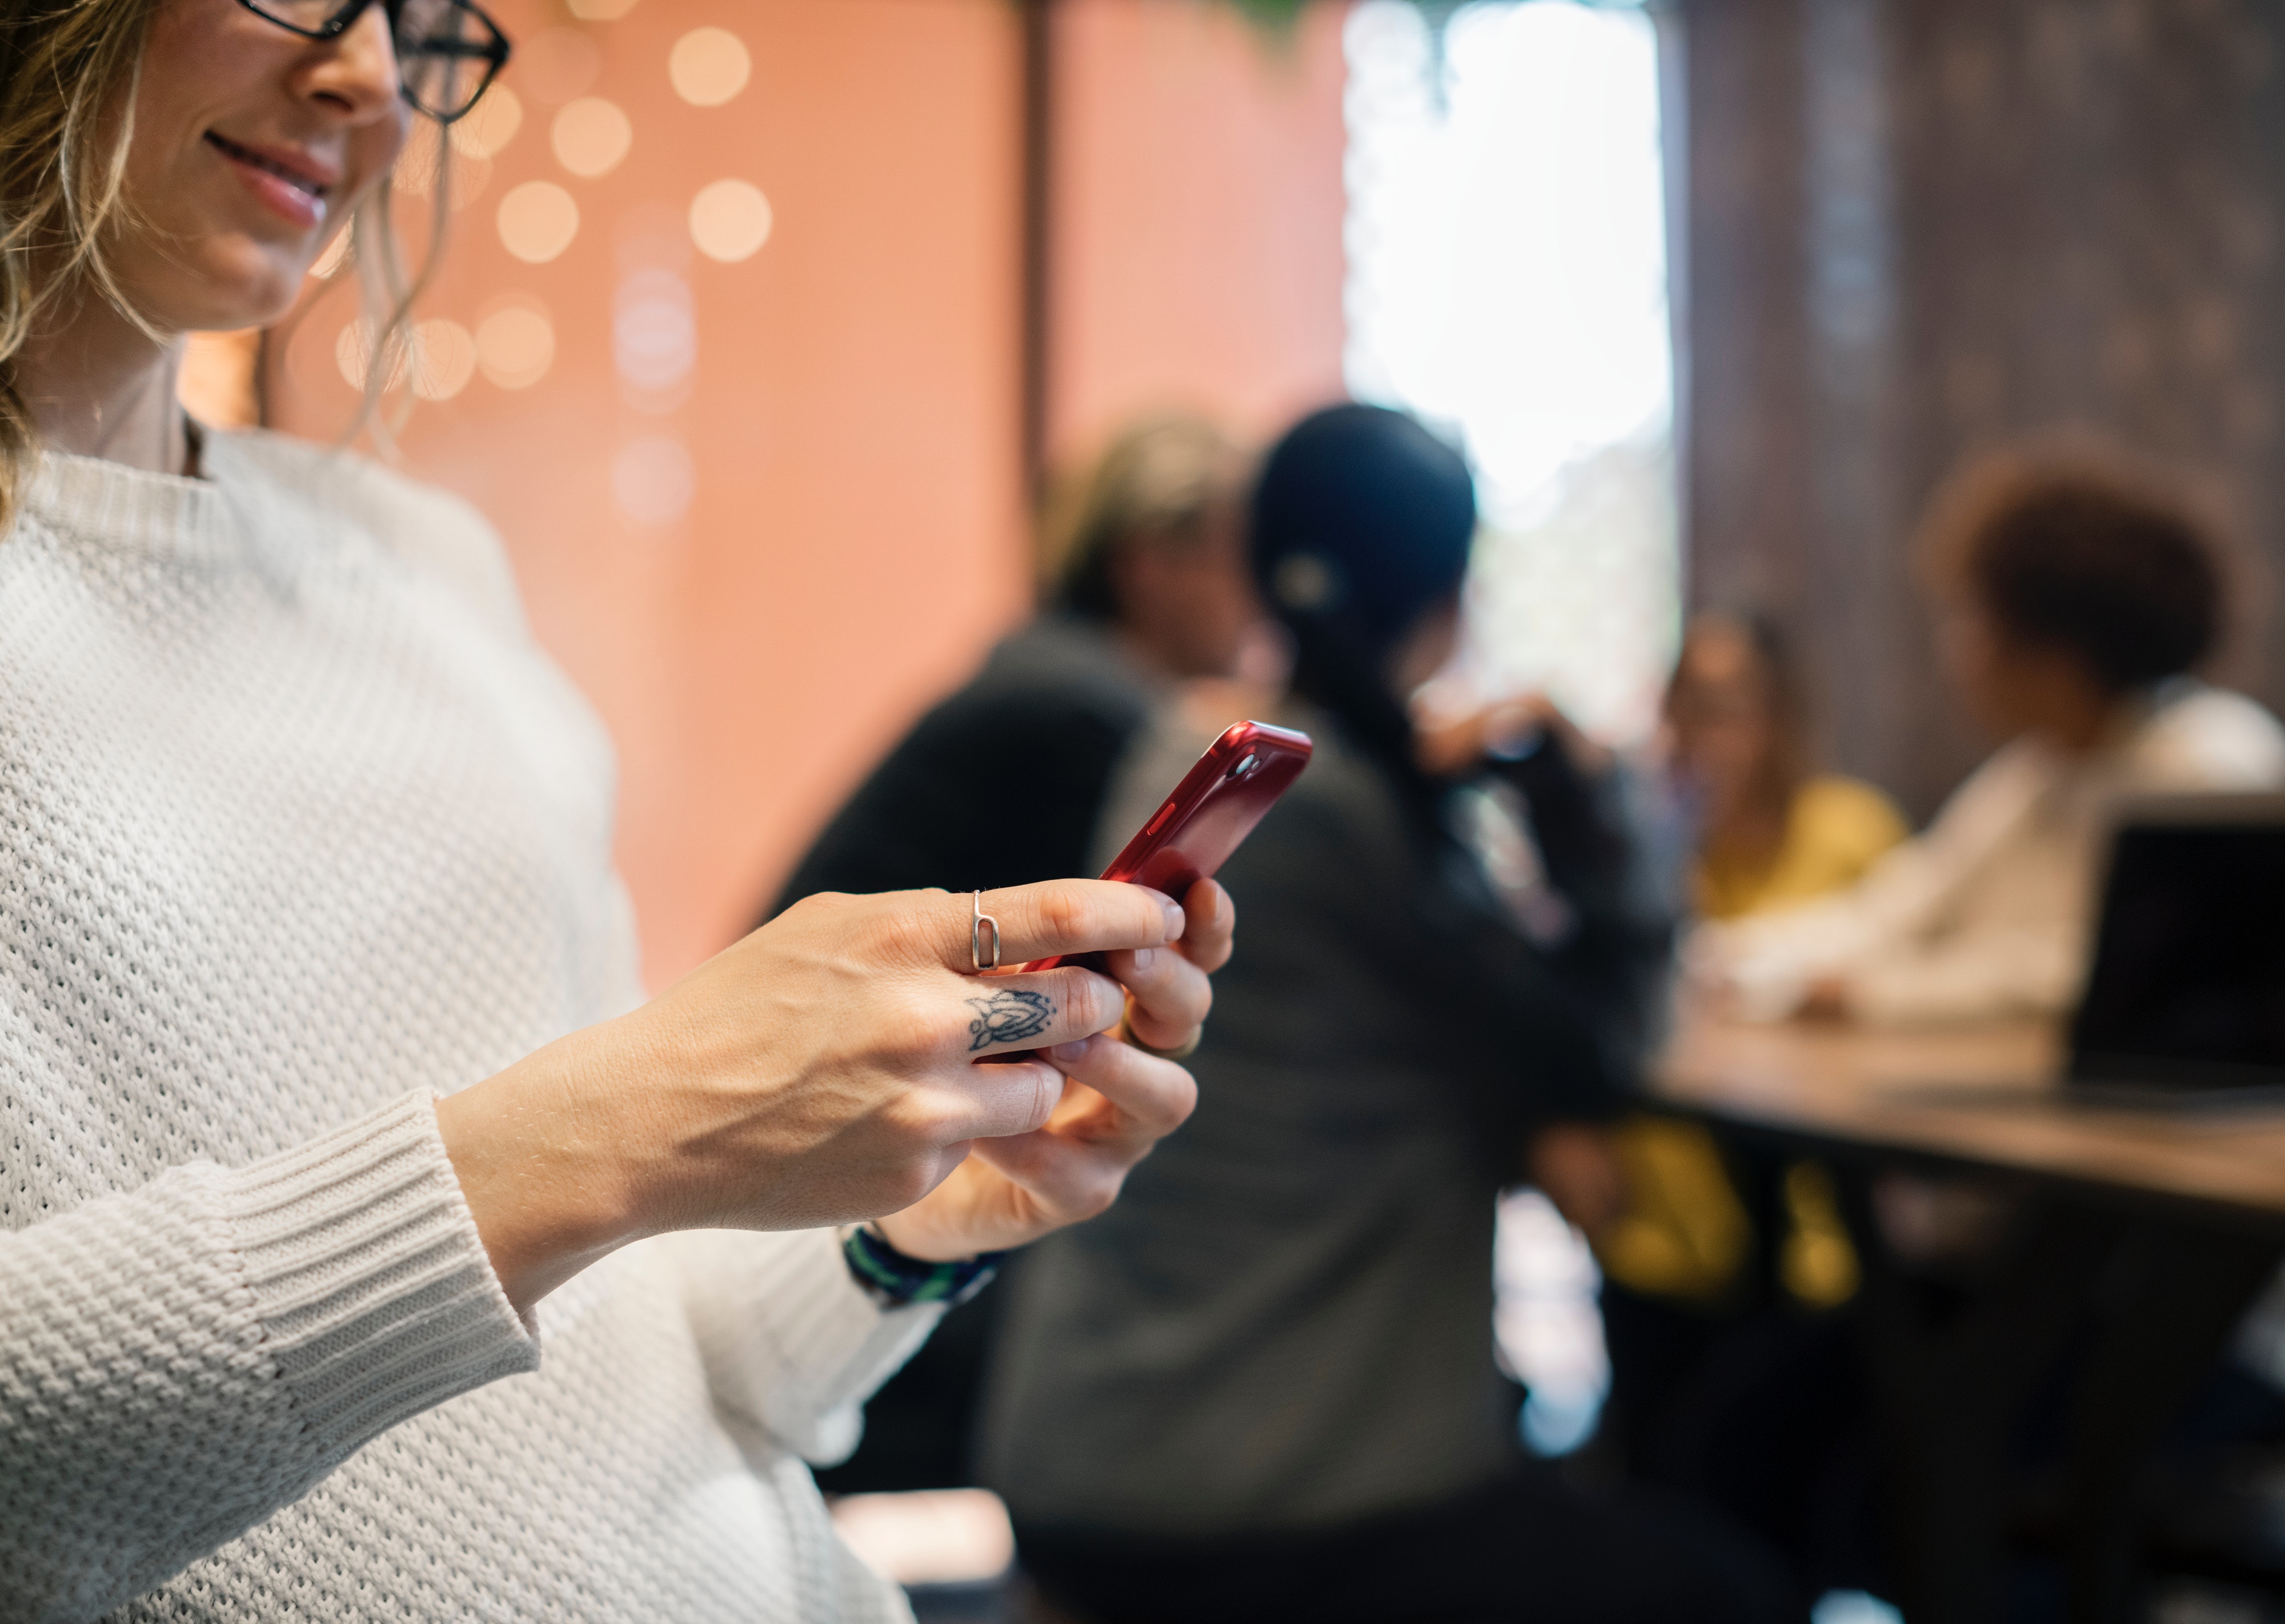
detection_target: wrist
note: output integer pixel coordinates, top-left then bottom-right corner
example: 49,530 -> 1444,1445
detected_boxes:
870,1208 -> 978,1265
435,1029 -> 647,1316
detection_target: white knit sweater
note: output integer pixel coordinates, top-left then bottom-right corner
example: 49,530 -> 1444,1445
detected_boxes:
0,434 -> 938,1623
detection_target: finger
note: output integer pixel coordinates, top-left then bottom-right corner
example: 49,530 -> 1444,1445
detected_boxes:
1048,1032 -> 1197,1146
943,879 -> 1185,971
1174,877 -> 1235,973
947,965 -> 1125,1056
1101,944 -> 1210,1050
924,1055 -> 1064,1142
960,1036 -> 1194,1208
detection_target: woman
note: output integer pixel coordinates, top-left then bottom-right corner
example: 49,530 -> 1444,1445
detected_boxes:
1699,447 -> 2285,1025
980,406 -> 1796,1624
0,3 -> 1228,1619
1667,614 -> 1907,925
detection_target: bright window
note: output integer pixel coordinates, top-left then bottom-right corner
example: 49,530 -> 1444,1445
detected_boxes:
1344,0 -> 1677,745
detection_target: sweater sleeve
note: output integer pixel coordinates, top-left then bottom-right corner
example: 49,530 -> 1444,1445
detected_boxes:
1845,926 -> 2083,1026
659,1226 -> 941,1467
0,1091 -> 538,1621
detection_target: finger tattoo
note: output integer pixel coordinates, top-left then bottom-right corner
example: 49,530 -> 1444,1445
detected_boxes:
967,988 -> 1055,1050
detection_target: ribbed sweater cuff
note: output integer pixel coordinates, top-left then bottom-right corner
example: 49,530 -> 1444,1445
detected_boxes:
198,1090 -> 538,1451
765,1227 -> 941,1409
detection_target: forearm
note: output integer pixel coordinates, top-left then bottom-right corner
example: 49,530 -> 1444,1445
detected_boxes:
1846,932 -> 2081,1026
1491,739 -> 1627,887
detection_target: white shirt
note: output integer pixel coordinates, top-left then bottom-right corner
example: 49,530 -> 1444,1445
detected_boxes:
0,435 -> 932,1622
1695,684 -> 2285,1025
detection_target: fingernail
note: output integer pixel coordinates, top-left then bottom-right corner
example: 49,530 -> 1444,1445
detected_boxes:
1049,1038 -> 1091,1064
1161,898 -> 1186,938
1129,947 -> 1157,975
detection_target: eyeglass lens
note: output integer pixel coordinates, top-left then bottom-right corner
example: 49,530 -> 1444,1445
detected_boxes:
394,0 -> 504,121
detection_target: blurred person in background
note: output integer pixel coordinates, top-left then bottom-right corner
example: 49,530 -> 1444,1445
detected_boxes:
1697,446 -> 2285,1026
1598,614 -> 1906,1325
0,5 -> 1234,1619
980,405 -> 1801,1624
772,414 -> 1258,1493
1665,615 -> 1908,924
1590,614 -> 1909,1597
774,415 -> 1257,908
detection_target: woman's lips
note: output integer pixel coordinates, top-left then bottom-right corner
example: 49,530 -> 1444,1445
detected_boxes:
205,131 -> 330,230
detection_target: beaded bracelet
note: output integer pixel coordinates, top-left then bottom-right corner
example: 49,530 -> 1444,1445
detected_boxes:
841,1223 -> 1006,1309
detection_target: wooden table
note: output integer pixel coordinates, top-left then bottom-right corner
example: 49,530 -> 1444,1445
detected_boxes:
1657,1012 -> 2285,1230
1649,1009 -> 2285,1623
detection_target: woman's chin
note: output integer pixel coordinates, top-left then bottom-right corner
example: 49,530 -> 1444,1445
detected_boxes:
139,243 -> 310,336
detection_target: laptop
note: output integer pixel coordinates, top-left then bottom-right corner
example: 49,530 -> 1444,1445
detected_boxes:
2066,793 -> 2285,1105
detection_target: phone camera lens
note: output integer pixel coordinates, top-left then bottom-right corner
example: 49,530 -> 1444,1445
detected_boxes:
1232,753 -> 1258,779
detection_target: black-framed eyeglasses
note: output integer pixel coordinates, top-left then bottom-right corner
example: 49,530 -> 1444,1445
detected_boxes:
235,0 -> 512,125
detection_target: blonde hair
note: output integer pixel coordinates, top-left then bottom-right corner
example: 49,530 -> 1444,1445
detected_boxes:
0,0 -> 441,535
1040,414 -> 1245,619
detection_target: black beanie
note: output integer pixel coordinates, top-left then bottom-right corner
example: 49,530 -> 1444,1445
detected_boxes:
1250,403 -> 1477,661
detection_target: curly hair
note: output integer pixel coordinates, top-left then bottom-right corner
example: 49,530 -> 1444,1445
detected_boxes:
1917,443 -> 2228,695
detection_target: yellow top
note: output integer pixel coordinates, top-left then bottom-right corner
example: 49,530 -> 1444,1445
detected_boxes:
1594,776 -> 1906,1309
1693,775 -> 1909,923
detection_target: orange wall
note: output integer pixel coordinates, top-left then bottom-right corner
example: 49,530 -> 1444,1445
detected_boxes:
1047,0 -> 1350,464
275,0 -> 1028,983
274,0 -> 1347,988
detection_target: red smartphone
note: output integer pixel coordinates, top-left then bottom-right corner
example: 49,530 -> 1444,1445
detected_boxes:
1024,720 -> 1313,973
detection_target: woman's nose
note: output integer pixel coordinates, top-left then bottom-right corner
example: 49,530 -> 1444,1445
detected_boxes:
301,2 -> 401,123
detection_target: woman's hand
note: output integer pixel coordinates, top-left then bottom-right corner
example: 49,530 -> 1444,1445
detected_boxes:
1794,974 -> 1857,1024
875,875 -> 1232,1260
1412,692 -> 1610,780
436,877 -> 1222,1314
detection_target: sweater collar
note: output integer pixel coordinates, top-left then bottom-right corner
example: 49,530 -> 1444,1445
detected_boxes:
21,436 -> 250,565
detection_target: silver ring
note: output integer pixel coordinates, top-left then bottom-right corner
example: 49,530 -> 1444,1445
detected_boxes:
971,889 -> 1002,973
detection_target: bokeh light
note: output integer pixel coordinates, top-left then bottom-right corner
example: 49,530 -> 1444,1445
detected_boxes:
498,181 -> 580,263
553,98 -> 634,178
451,85 -> 523,160
396,120 -> 491,209
310,232 -> 351,281
615,267 -> 695,407
688,179 -> 772,263
475,300 -> 556,390
334,322 -> 372,391
411,318 -> 478,401
669,28 -> 750,107
612,435 -> 696,526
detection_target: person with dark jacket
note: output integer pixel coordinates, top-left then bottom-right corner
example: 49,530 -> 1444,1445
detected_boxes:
775,415 -> 1256,903
979,404 -> 1801,1624
772,414 -> 1258,1489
